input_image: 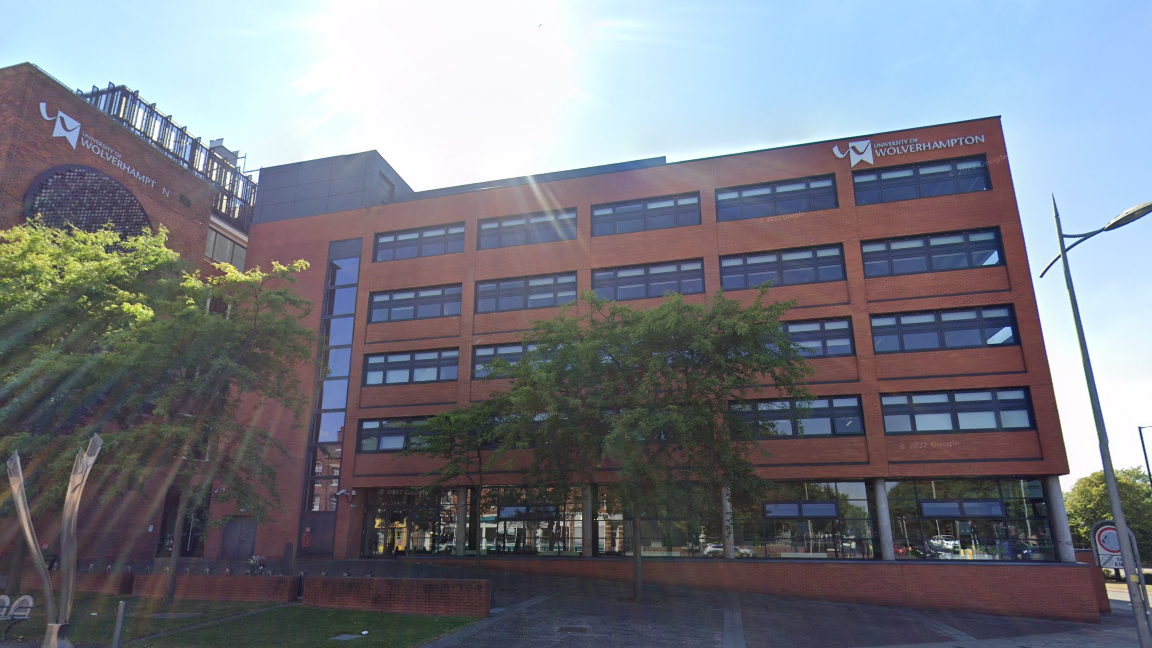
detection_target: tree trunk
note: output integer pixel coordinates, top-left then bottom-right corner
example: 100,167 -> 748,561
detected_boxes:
165,491 -> 189,604
632,515 -> 643,602
475,463 -> 484,577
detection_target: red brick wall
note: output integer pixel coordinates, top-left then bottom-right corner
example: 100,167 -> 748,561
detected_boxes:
1075,549 -> 1111,614
303,577 -> 490,618
30,571 -> 134,596
132,574 -> 298,602
437,557 -> 1099,622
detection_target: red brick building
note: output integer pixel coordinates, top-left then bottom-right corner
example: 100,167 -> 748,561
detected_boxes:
1,61 -> 1104,618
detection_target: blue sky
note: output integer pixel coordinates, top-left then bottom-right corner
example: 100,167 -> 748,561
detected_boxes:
4,1 -> 1151,488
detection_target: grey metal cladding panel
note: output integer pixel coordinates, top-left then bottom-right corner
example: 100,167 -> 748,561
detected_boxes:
293,196 -> 332,218
298,163 -> 333,185
257,185 -> 298,207
257,168 -> 300,191
252,201 -> 295,224
330,174 -> 366,196
328,192 -> 367,213
331,155 -> 369,180
295,180 -> 333,201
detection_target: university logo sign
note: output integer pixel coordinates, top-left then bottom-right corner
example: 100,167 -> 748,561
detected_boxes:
833,140 -> 873,167
39,103 -> 81,149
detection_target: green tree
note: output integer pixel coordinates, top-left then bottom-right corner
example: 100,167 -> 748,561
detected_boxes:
494,289 -> 810,600
0,222 -> 314,600
1065,467 -> 1152,563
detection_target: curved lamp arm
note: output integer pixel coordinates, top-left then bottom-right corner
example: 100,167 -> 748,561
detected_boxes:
1038,200 -> 1152,278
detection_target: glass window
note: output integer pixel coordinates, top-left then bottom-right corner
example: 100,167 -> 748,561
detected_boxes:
881,389 -> 1034,434
592,260 -> 704,301
854,156 -> 990,206
862,228 -> 1004,278
374,223 -> 465,262
476,272 -> 577,313
871,306 -> 1017,353
732,397 -> 864,437
478,210 -> 576,249
357,418 -> 429,453
473,343 -> 537,378
720,246 -> 844,291
785,318 -> 854,357
369,284 -> 462,323
364,349 -> 459,385
591,194 -> 701,236
716,175 -> 838,222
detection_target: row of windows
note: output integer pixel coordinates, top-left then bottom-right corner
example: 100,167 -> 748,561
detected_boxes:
204,229 -> 247,270
368,157 -> 991,264
353,388 -> 1036,452
363,349 -> 460,385
360,229 -> 1005,326
871,307 -> 1015,353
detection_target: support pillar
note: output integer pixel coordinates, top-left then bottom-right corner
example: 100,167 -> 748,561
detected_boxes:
455,487 -> 468,557
721,486 -> 735,560
872,478 -> 895,561
1044,475 -> 1076,563
582,485 -> 596,557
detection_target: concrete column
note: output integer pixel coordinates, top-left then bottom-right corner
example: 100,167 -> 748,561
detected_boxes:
455,487 -> 468,557
582,485 -> 596,557
1044,475 -> 1076,563
872,478 -> 896,561
721,486 -> 735,560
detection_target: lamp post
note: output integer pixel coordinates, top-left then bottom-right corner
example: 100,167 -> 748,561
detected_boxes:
1040,198 -> 1152,646
1140,426 -> 1152,495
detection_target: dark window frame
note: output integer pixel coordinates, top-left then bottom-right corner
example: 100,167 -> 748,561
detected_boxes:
853,155 -> 991,206
720,245 -> 845,291
357,417 -> 429,453
373,223 -> 466,262
881,388 -> 1034,435
592,259 -> 704,302
919,499 -> 1007,518
478,209 -> 577,250
871,306 -> 1018,354
763,500 -> 841,519
472,343 -> 536,378
716,174 -> 838,222
368,284 -> 463,323
862,228 -> 1004,278
591,193 -> 701,237
732,396 -> 865,437
475,272 -> 578,314
786,318 -> 855,358
363,348 -> 460,385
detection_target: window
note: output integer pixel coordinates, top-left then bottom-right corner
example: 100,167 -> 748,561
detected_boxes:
369,284 -> 462,323
886,478 -> 1053,562
732,397 -> 865,437
478,210 -> 576,249
364,349 -> 459,385
592,260 -> 704,301
716,175 -> 838,222
786,319 -> 854,357
591,194 -> 700,236
881,389 -> 1033,434
358,418 -> 428,453
871,307 -> 1016,353
763,501 -> 840,518
720,246 -> 844,291
862,229 -> 1003,277
476,273 -> 577,313
374,223 -> 465,261
473,344 -> 536,378
854,156 -> 990,206
205,229 -> 247,269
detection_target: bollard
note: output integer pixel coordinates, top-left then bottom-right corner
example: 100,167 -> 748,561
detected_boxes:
110,600 -> 126,648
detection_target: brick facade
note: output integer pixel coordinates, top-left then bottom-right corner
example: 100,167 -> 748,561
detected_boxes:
132,574 -> 298,602
303,577 -> 490,618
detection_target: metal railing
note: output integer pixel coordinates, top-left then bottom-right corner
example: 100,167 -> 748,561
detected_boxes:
79,83 -> 257,233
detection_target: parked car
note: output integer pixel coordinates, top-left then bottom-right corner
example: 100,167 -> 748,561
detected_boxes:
703,543 -> 755,558
929,535 -> 960,552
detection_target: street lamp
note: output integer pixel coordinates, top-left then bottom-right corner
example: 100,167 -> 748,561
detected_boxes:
1040,198 -> 1152,646
1140,426 -> 1152,495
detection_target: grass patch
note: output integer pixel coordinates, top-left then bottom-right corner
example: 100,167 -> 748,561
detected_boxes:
142,606 -> 475,648
9,594 -> 275,645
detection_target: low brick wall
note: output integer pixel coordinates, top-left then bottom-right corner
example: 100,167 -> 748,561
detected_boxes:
32,572 -> 134,596
435,557 -> 1101,622
1075,549 -> 1111,614
132,574 -> 298,602
303,577 -> 490,618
